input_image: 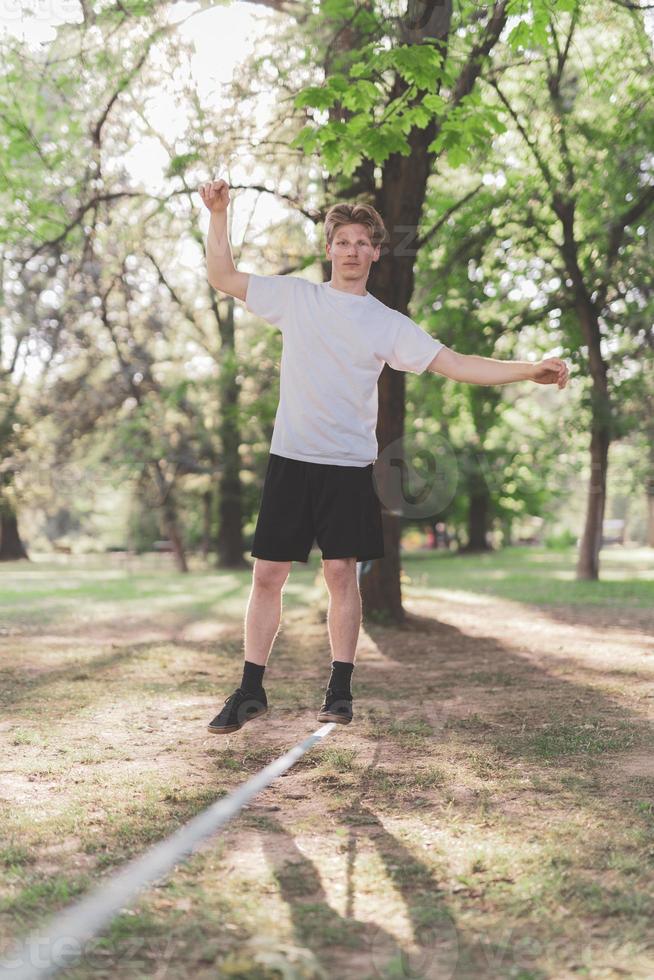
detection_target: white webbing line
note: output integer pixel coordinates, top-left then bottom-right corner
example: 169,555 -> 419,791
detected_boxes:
0,723 -> 336,980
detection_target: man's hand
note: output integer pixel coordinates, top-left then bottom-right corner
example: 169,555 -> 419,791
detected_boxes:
199,178 -> 230,214
531,357 -> 569,389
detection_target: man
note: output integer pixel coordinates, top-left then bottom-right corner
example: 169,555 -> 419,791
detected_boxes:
198,178 -> 569,734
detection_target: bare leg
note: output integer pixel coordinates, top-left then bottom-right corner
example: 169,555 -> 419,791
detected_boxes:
243,559 -> 291,666
322,558 -> 361,664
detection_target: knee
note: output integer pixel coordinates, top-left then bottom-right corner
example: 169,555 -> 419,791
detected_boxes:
253,559 -> 291,591
323,557 -> 358,591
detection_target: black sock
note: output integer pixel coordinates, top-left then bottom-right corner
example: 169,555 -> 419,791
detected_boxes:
328,660 -> 354,695
240,659 -> 266,694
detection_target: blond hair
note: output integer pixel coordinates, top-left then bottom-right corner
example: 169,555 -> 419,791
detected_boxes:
324,202 -> 388,248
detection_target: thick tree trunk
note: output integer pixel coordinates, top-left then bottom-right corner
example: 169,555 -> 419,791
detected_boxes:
551,191 -> 615,580
362,366 -> 408,624
315,1 -> 507,621
358,4 -> 508,621
0,510 -> 29,561
572,300 -> 612,580
359,110 -> 440,624
462,475 -> 493,552
216,298 -> 249,569
576,414 -> 610,578
462,389 -> 500,553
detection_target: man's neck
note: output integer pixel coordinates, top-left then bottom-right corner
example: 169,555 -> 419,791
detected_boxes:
327,278 -> 369,297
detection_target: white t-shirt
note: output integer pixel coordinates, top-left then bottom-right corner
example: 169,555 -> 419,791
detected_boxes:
245,274 -> 444,467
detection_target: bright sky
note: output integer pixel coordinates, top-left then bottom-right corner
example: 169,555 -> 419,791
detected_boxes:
2,1 -> 292,380
0,0 -> 287,226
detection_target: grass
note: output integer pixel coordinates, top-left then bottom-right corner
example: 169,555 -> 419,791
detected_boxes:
1,547 -> 653,978
402,544 -> 654,608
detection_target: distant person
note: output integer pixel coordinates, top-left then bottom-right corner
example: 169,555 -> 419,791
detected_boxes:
436,522 -> 450,549
198,178 -> 569,734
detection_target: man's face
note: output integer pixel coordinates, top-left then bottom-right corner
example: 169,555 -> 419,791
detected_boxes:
326,223 -> 381,281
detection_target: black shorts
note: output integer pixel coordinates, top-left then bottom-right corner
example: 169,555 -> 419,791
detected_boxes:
251,453 -> 385,563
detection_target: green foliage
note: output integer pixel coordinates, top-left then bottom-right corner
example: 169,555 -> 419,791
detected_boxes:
291,42 -> 447,174
291,1 -> 579,177
544,529 -> 577,549
166,152 -> 201,178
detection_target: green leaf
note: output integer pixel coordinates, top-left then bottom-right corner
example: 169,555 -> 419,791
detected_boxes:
404,104 -> 431,129
346,113 -> 370,135
294,86 -> 335,110
328,75 -> 349,95
507,21 -> 531,50
487,114 -> 507,135
350,61 -> 368,78
289,125 -> 318,152
359,125 -> 409,163
447,144 -> 470,168
389,45 -> 442,90
342,80 -> 379,112
423,93 -> 446,114
532,7 -> 549,47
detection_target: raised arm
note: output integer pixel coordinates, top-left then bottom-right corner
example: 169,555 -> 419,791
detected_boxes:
427,347 -> 569,389
198,179 -> 249,301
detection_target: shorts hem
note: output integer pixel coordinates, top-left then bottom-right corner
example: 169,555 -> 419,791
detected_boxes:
251,551 -> 310,563
322,552 -> 384,561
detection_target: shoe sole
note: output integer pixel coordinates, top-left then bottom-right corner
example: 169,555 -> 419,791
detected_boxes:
207,705 -> 268,735
317,710 -> 352,725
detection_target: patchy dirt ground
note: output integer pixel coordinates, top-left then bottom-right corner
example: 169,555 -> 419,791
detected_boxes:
2,579 -> 654,979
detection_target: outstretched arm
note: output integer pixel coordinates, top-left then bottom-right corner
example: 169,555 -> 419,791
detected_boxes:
428,347 -> 569,389
198,179 -> 249,301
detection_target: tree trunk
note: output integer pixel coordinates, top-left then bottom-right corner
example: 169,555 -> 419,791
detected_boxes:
152,460 -> 188,573
362,366 -> 408,624
501,515 -> 513,548
161,501 -> 188,573
318,1 -> 507,620
216,297 -> 249,569
576,419 -> 610,578
359,3 -> 508,619
0,510 -> 29,561
359,108 -> 440,624
462,474 -> 493,552
201,488 -> 212,560
573,301 -> 612,580
361,501 -> 404,625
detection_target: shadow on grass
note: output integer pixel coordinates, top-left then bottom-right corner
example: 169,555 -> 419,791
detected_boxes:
250,735 -> 465,980
2,563 -> 654,978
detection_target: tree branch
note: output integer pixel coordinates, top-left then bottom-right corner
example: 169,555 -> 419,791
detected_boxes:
415,182 -> 484,250
488,79 -> 556,193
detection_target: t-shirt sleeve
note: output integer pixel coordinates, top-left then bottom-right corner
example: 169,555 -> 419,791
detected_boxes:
245,273 -> 300,330
385,314 -> 444,374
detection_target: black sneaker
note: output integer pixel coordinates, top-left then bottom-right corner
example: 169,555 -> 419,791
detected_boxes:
317,687 -> 353,725
207,687 -> 268,734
